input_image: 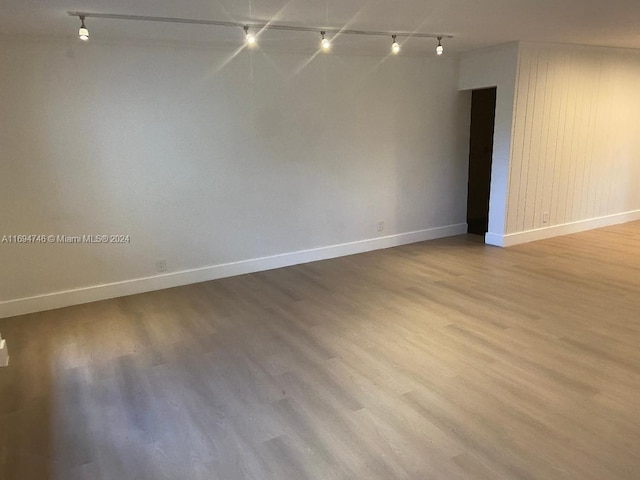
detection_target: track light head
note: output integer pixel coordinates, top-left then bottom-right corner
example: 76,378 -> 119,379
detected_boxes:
320,31 -> 331,52
436,37 -> 444,56
244,26 -> 256,47
78,15 -> 89,41
391,35 -> 400,54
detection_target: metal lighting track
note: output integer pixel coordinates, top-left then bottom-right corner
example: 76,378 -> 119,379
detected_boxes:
67,12 -> 453,40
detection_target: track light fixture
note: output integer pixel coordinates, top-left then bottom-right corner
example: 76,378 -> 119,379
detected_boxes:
320,31 -> 331,52
78,15 -> 89,41
391,35 -> 400,55
68,12 -> 453,55
244,25 -> 256,47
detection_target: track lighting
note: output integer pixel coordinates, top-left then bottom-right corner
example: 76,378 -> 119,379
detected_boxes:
78,15 -> 89,41
244,26 -> 256,47
391,35 -> 400,55
320,31 -> 331,52
68,12 -> 453,54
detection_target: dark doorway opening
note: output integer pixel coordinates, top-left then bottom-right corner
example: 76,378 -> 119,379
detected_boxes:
467,87 -> 497,235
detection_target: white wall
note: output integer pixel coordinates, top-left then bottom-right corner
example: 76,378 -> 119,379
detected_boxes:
0,38 -> 470,317
458,43 -> 519,245
504,43 -> 640,243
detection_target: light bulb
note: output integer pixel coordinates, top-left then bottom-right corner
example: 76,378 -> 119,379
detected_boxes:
436,37 -> 443,56
78,16 -> 89,41
320,32 -> 331,52
391,35 -> 400,54
244,26 -> 256,47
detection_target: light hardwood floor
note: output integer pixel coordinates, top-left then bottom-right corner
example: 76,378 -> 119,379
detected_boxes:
1,222 -> 639,479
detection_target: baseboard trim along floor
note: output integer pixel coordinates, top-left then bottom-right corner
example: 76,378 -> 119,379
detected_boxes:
0,223 -> 467,319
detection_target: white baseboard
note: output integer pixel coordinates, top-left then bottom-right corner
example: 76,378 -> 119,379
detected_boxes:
0,223 -> 467,319
484,232 -> 505,247
485,209 -> 640,247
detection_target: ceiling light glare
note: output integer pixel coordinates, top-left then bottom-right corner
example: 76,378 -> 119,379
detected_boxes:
321,31 -> 331,52
436,37 -> 444,56
244,26 -> 256,47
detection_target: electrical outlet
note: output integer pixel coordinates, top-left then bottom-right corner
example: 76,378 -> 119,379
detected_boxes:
156,260 -> 167,273
542,212 -> 549,224
377,221 -> 384,232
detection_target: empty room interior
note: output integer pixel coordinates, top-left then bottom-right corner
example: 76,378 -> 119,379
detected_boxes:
1,1 -> 640,479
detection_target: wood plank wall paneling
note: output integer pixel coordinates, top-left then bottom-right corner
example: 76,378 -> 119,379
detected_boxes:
506,44 -> 640,234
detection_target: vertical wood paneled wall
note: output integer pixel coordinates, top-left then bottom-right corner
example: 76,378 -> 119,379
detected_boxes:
506,43 -> 640,234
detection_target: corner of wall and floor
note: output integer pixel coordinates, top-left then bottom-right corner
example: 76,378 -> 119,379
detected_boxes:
0,224 -> 468,319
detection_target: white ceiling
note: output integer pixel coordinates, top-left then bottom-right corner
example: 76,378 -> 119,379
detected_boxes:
2,0 -> 640,54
